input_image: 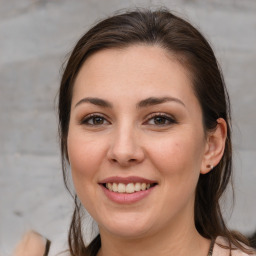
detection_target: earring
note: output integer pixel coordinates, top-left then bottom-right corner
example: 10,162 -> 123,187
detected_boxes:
206,164 -> 214,170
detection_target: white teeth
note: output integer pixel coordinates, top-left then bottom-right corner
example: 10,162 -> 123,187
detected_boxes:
126,183 -> 135,193
105,182 -> 153,193
141,183 -> 147,190
117,183 -> 126,193
106,183 -> 112,190
112,183 -> 118,192
134,183 -> 141,192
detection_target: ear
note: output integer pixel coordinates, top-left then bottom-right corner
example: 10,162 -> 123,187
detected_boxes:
200,118 -> 227,174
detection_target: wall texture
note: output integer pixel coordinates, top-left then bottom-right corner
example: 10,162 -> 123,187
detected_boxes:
0,0 -> 255,255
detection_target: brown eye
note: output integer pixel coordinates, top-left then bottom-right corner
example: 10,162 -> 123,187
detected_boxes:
154,116 -> 168,125
81,114 -> 110,126
92,116 -> 105,125
146,113 -> 177,126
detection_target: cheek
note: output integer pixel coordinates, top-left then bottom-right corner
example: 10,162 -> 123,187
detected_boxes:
67,132 -> 108,215
67,132 -> 106,184
147,132 -> 205,183
148,134 -> 205,214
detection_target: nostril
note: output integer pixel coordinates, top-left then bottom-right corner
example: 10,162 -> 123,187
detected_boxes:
111,158 -> 137,164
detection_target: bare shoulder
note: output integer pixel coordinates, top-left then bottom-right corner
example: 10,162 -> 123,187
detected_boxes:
212,236 -> 256,256
13,230 -> 50,256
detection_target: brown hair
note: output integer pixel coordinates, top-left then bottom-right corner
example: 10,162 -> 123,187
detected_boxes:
58,8 -> 253,256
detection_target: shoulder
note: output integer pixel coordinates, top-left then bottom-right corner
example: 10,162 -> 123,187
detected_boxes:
13,231 -> 50,256
13,230 -> 70,256
212,236 -> 256,256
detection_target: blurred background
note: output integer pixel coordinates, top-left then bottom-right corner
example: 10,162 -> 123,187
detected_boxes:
0,0 -> 255,255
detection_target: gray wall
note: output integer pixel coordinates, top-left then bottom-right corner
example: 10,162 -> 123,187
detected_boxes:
0,0 -> 255,255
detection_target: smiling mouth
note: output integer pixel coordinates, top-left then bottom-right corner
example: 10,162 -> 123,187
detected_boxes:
103,182 -> 157,193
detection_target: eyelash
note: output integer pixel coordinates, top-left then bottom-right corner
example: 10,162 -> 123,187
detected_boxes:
80,113 -> 177,127
144,113 -> 177,126
80,113 -> 109,126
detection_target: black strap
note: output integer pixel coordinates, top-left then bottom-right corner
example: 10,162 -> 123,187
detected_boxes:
43,239 -> 51,256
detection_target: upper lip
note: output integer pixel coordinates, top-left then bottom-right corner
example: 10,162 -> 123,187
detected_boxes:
99,176 -> 157,185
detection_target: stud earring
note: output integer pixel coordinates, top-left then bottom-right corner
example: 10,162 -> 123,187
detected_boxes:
206,164 -> 214,170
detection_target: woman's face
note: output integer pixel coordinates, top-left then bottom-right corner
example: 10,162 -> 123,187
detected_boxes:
67,45 -> 209,239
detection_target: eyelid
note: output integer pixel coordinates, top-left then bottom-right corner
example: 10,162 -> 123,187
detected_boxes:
80,113 -> 111,125
143,112 -> 177,125
79,112 -> 177,126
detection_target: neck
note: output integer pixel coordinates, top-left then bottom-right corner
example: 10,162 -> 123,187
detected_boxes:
97,219 -> 211,256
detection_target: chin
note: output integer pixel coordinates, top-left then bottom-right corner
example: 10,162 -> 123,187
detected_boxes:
98,212 -> 154,239
102,225 -> 151,240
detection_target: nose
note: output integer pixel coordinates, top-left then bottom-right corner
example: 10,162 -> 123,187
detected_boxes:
107,125 -> 145,167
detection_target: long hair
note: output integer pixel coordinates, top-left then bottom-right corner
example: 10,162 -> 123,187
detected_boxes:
58,8 -> 253,256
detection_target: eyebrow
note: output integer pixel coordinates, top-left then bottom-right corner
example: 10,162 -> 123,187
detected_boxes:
74,96 -> 185,109
137,96 -> 186,108
75,97 -> 113,108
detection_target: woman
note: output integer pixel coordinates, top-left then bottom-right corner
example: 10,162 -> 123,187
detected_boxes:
56,8 -> 256,256
16,8 -> 254,256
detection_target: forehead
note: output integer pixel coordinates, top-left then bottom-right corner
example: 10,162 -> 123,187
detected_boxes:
72,45 -> 198,109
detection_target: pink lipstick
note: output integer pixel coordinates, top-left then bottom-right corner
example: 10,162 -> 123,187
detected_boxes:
99,176 -> 157,204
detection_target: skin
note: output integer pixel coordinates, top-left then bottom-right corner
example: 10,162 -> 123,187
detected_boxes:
67,45 -> 227,256
13,231 -> 47,256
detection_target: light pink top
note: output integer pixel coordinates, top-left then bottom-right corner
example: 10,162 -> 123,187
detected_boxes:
213,237 -> 256,256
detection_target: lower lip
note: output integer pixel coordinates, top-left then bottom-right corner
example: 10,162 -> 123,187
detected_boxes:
100,185 -> 156,204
